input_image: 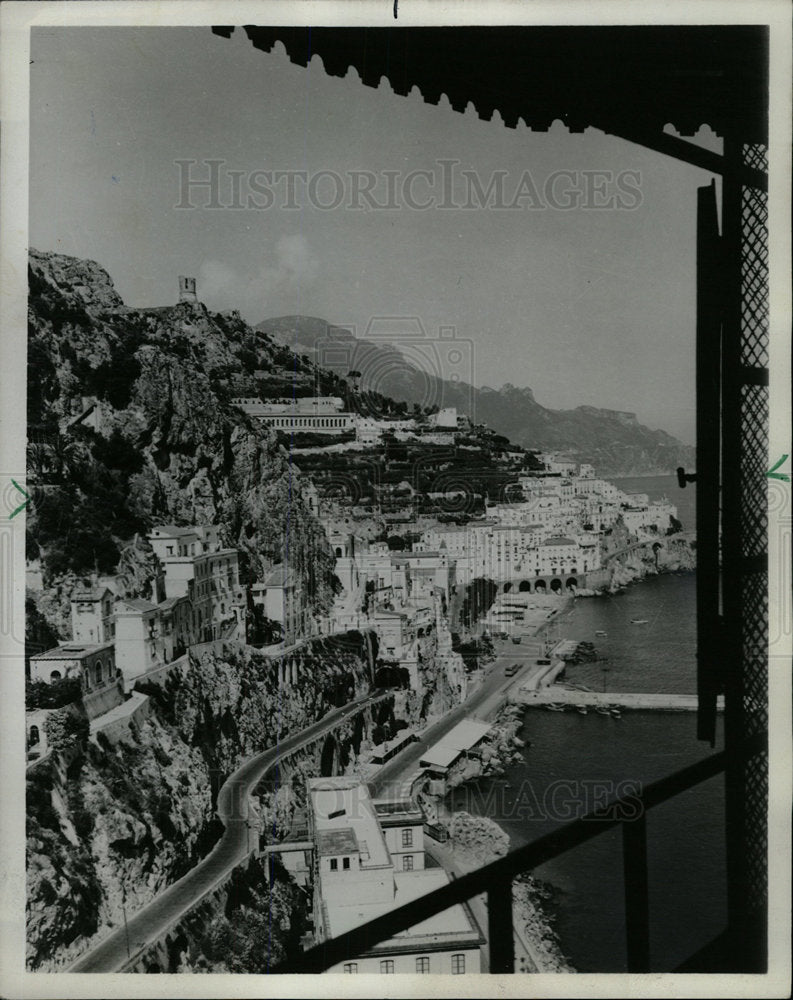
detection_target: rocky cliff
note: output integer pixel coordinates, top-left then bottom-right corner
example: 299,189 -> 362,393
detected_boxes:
258,315 -> 695,476
25,633 -> 374,970
27,250 -> 336,619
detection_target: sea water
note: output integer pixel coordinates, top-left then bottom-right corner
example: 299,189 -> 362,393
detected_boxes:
448,476 -> 726,972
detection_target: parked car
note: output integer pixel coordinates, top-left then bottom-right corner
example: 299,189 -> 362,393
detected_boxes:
505,663 -> 519,677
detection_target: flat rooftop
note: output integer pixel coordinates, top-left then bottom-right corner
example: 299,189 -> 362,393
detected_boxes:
309,777 -> 390,868
325,867 -> 480,944
373,798 -> 423,826
317,827 -> 358,857
419,718 -> 492,771
31,642 -> 115,660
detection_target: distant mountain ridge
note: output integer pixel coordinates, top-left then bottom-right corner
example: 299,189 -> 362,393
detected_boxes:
256,315 -> 695,477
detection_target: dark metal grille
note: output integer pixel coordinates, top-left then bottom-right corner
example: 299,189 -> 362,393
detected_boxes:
741,570 -> 768,735
740,147 -> 769,368
742,143 -> 769,173
737,141 -> 769,922
739,385 -> 769,558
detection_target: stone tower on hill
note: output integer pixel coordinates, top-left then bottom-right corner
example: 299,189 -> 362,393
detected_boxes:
178,275 -> 197,303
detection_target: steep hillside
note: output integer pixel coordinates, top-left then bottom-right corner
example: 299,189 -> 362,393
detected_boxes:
27,250 -> 336,616
257,315 -> 695,476
26,634 -> 375,970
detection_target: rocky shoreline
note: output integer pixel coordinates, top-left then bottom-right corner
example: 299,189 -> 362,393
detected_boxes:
431,702 -> 575,973
442,810 -> 574,973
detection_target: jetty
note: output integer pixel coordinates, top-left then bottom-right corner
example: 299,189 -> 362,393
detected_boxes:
510,684 -> 725,713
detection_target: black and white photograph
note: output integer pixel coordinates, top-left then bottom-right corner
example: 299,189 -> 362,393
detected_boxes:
0,1 -> 790,996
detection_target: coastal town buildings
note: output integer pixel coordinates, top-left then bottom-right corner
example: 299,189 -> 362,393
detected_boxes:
148,524 -> 244,641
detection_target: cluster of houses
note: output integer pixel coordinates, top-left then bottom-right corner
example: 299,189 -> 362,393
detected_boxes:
320,460 -> 678,617
26,524 -> 307,755
26,453 -> 677,758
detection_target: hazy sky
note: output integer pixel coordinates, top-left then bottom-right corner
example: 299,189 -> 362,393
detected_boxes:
29,26 -> 721,443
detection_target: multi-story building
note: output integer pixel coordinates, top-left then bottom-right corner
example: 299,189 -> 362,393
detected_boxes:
535,536 -> 581,576
189,549 -> 244,641
70,586 -> 116,644
620,499 -> 678,534
392,550 -> 456,603
113,598 -> 168,682
253,565 -> 308,645
148,525 -> 244,642
307,777 -> 483,974
370,608 -> 414,658
373,798 -> 426,872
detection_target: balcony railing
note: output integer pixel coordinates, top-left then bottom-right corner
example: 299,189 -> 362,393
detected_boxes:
272,732 -> 765,974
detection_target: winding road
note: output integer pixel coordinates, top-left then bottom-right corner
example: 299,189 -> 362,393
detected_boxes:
68,621 -> 560,972
68,691 -> 388,973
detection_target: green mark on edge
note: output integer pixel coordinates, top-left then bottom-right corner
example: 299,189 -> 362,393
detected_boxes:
9,479 -> 29,519
766,454 -> 790,482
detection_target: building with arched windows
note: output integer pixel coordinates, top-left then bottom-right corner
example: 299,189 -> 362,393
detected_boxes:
28,641 -> 123,720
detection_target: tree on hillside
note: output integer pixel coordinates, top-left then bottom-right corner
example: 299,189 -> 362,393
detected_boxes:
44,705 -> 89,753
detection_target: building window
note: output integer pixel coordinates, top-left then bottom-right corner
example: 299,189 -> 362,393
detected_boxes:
329,858 -> 338,871
451,953 -> 465,974
343,963 -> 358,974
416,956 -> 430,973
401,828 -> 413,848
342,857 -> 351,870
402,855 -> 413,871
380,960 -> 394,974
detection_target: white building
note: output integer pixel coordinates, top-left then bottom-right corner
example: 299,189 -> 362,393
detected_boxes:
70,586 -> 116,644
308,777 -> 483,974
29,641 -> 124,721
427,406 -> 458,429
232,396 -> 354,433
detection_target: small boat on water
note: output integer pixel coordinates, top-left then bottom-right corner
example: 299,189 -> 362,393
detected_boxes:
576,706 -> 588,715
595,706 -> 611,716
630,619 -> 649,625
610,708 -> 622,718
595,630 -> 607,637
546,703 -> 566,712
